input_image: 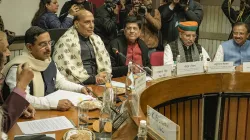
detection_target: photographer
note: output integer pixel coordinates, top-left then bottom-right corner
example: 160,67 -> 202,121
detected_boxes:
127,0 -> 161,56
59,0 -> 96,22
222,0 -> 250,39
94,0 -> 120,46
159,0 -> 203,44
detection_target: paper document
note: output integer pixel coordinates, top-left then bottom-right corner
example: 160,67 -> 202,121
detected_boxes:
17,116 -> 74,134
45,90 -> 94,106
111,81 -> 126,88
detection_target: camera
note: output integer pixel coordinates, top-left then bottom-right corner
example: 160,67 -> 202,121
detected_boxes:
137,4 -> 147,16
178,0 -> 189,8
135,4 -> 152,16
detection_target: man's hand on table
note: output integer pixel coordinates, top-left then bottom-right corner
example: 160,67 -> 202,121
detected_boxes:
57,99 -> 73,111
22,104 -> 36,118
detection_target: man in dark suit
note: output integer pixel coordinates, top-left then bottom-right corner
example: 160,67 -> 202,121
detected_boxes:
108,16 -> 150,78
0,31 -> 35,134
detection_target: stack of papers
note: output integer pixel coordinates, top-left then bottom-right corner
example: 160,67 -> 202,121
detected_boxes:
17,116 -> 74,134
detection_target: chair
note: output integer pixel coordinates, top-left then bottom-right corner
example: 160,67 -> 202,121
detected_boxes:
150,51 -> 164,66
47,28 -> 68,57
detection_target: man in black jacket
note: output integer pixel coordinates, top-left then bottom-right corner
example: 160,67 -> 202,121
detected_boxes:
158,0 -> 203,44
59,0 -> 96,22
221,0 -> 250,39
108,16 -> 150,78
94,0 -> 120,47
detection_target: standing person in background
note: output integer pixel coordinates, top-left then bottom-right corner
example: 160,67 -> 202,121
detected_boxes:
31,0 -> 78,30
128,0 -> 161,56
94,0 -> 120,47
59,0 -> 96,22
159,0 -> 203,45
222,0 -> 250,39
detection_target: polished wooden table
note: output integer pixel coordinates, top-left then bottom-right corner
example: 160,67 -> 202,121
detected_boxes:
9,73 -> 250,140
8,77 -> 141,140
140,72 -> 250,140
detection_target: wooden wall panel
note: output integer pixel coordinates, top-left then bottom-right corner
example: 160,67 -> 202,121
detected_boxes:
227,98 -> 238,140
192,99 -> 199,140
236,98 -> 248,140
178,102 -> 184,140
184,101 -> 191,140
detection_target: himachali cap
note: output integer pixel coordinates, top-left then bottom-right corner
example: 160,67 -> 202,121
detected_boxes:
178,21 -> 198,32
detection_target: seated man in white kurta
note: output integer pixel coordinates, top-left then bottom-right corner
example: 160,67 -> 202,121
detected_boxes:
164,21 -> 210,66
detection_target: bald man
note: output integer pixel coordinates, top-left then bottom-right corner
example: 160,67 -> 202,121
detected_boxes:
53,10 -> 112,85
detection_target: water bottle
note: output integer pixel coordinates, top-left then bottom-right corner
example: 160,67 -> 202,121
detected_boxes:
137,120 -> 147,140
125,61 -> 133,96
172,55 -> 180,77
99,75 -> 114,140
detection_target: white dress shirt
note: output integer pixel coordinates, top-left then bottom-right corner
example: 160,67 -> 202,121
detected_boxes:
6,66 -> 84,110
163,44 -> 211,66
213,45 -> 224,62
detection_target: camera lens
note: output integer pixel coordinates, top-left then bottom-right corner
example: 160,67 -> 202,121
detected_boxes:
138,7 -> 146,16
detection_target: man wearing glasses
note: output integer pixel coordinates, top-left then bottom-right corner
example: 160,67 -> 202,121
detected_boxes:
163,21 -> 210,66
2,26 -> 89,111
214,22 -> 250,71
108,16 -> 150,78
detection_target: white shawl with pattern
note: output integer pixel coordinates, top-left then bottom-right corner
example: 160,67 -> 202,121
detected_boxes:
53,27 -> 112,83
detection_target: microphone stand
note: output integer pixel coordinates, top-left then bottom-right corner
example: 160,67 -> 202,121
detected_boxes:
112,48 -> 153,79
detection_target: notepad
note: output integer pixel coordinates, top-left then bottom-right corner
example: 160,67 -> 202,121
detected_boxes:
45,90 -> 94,106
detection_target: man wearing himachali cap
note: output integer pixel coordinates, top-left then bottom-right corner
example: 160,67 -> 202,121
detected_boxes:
163,21 -> 210,66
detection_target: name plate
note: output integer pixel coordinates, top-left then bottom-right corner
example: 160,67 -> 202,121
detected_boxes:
147,106 -> 179,140
207,62 -> 234,73
177,61 -> 204,75
152,65 -> 172,79
243,62 -> 250,72
134,72 -> 146,95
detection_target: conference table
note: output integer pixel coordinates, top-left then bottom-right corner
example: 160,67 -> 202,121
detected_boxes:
7,77 -> 144,140
8,72 -> 250,140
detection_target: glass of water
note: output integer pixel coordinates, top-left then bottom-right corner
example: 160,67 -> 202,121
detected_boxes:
77,101 -> 89,129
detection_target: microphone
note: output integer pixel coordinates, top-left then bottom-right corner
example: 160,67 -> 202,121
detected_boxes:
65,68 -> 101,100
112,47 -> 153,77
65,68 -> 120,114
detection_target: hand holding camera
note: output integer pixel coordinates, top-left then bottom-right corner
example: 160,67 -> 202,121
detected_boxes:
138,4 -> 148,16
170,0 -> 189,11
69,4 -> 80,16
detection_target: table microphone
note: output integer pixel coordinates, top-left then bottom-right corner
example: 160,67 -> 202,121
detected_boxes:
65,68 -> 119,114
65,68 -> 101,100
112,48 -> 153,77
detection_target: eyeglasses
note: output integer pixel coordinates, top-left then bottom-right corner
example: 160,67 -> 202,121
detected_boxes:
125,27 -> 140,32
233,32 -> 246,36
38,40 -> 55,49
